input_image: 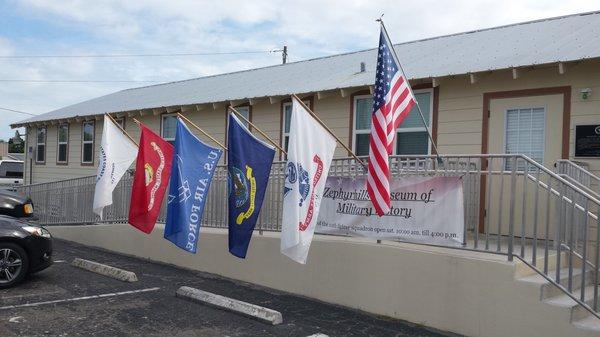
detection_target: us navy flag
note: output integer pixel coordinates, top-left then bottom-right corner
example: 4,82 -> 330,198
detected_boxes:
227,112 -> 275,258
164,118 -> 223,253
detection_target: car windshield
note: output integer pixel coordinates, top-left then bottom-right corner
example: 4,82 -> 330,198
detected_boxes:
0,162 -> 23,178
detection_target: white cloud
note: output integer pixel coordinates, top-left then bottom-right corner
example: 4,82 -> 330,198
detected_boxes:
1,0 -> 599,140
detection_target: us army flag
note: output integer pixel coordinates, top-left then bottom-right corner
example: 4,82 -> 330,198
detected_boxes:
93,115 -> 137,218
227,112 -> 275,258
281,99 -> 336,264
164,118 -> 222,253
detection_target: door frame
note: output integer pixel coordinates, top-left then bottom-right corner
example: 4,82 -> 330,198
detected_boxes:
477,86 -> 571,232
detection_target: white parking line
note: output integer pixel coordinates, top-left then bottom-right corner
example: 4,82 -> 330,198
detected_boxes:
53,260 -> 66,263
0,287 -> 160,310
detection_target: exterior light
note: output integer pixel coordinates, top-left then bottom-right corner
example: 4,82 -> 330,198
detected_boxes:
581,88 -> 592,100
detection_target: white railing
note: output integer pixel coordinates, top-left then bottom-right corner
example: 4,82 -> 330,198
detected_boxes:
14,154 -> 600,319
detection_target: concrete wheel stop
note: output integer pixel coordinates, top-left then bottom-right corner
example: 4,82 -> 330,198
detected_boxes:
71,258 -> 138,282
176,286 -> 283,325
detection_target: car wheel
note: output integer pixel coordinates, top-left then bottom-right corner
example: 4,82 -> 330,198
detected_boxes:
0,242 -> 29,289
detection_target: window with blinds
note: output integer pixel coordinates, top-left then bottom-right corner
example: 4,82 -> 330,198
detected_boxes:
504,107 -> 545,170
81,121 -> 95,164
282,100 -> 311,156
36,127 -> 46,163
353,97 -> 372,156
234,106 -> 250,127
57,123 -> 69,164
161,113 -> 177,143
395,91 -> 431,155
353,89 -> 432,156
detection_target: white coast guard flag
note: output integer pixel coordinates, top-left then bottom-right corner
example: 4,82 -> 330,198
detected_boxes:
93,115 -> 138,218
281,99 -> 336,264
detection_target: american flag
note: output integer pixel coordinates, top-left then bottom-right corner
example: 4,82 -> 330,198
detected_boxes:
367,27 -> 416,217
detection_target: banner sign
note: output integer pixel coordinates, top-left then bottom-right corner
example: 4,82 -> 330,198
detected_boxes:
316,176 -> 464,246
575,124 -> 600,157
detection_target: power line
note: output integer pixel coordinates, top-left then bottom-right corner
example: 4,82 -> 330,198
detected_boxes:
0,79 -> 163,83
0,50 -> 283,59
0,47 -> 289,83
0,107 -> 37,116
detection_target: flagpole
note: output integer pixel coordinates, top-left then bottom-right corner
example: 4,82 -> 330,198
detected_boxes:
175,113 -> 228,151
377,19 -> 440,157
228,106 -> 287,155
105,113 -> 138,147
291,94 -> 367,168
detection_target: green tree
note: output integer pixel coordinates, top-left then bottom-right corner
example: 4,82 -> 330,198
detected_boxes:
8,138 -> 24,153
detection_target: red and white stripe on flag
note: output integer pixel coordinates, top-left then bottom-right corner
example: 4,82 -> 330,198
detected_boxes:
367,26 -> 416,217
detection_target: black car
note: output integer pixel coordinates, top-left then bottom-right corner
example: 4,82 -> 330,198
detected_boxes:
0,189 -> 53,288
0,188 -> 34,218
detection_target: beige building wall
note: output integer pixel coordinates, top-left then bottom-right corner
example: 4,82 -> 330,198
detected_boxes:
437,60 -> 600,177
24,111 -> 225,184
0,141 -> 8,157
26,121 -> 97,183
23,60 -> 600,184
434,61 -> 600,237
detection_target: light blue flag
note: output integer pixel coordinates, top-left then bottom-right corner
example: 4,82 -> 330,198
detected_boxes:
164,118 -> 222,253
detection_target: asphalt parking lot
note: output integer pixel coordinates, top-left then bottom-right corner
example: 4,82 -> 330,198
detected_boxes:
0,239 -> 458,337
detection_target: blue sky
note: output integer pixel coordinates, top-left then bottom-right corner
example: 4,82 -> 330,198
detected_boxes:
1,0 -> 599,141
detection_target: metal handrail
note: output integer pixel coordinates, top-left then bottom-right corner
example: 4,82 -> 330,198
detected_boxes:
556,159 -> 600,196
557,159 -> 600,181
13,153 -> 600,320
559,174 -> 600,202
521,156 -> 600,205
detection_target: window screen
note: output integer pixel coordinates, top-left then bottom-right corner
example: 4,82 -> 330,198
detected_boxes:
354,97 -> 373,156
161,114 -> 177,141
282,100 -> 311,155
36,127 -> 46,163
82,121 -> 94,164
57,123 -> 68,163
354,90 -> 432,157
505,107 -> 545,169
235,106 -> 250,127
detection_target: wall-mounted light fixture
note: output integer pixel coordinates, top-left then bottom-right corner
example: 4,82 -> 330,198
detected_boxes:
580,88 -> 592,100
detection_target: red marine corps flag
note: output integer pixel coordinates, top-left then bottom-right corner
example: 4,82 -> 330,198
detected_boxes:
128,122 -> 174,233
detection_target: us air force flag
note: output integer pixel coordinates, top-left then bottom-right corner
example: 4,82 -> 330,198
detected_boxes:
227,113 -> 275,258
93,115 -> 137,218
281,99 -> 336,264
164,118 -> 222,253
